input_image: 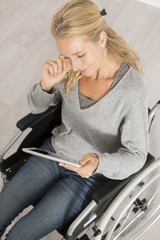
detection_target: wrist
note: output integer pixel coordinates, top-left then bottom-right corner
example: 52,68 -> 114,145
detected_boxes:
93,154 -> 99,172
93,153 -> 99,164
40,81 -> 53,93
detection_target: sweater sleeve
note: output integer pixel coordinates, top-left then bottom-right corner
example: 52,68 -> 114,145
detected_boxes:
27,83 -> 62,114
95,84 -> 149,180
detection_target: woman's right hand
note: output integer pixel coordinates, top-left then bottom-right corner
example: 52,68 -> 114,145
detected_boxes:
41,57 -> 71,92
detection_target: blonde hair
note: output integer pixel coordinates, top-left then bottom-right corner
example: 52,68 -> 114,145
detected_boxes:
51,0 -> 142,93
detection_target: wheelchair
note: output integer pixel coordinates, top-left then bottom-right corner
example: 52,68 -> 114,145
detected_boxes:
0,99 -> 160,240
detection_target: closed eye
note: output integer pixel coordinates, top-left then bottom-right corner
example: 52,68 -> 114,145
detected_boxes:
62,52 -> 86,60
77,53 -> 85,58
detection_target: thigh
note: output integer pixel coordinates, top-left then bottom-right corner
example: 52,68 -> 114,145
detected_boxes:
0,138 -> 61,229
6,174 -> 105,240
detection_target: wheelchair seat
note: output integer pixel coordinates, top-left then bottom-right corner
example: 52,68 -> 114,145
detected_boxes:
0,100 -> 160,240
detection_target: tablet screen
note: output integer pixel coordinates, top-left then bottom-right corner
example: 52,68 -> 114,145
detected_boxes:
22,148 -> 81,168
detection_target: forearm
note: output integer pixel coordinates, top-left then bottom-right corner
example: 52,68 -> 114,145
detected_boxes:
95,150 -> 147,180
27,83 -> 61,114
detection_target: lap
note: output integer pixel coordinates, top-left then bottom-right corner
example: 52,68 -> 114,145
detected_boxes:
6,174 -> 104,240
0,138 -> 61,227
1,138 -> 106,240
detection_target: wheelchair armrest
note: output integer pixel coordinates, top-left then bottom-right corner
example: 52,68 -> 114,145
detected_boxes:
93,153 -> 155,206
16,103 -> 61,131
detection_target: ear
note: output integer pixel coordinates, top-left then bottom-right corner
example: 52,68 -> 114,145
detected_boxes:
99,31 -> 107,48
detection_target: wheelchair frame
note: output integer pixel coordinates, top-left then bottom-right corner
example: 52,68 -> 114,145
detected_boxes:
0,100 -> 160,240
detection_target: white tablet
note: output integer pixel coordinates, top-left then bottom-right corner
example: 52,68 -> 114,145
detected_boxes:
22,147 -> 82,168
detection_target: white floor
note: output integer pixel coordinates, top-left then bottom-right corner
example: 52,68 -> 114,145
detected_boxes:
0,0 -> 160,239
137,0 -> 160,8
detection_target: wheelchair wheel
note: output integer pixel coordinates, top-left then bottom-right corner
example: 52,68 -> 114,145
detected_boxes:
95,158 -> 160,240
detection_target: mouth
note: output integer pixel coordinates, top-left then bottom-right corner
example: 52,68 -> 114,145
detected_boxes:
80,66 -> 89,73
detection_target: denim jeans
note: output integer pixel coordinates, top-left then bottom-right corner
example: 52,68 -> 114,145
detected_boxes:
0,138 -> 106,240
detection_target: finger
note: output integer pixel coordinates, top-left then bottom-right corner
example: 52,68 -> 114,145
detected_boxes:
79,157 -> 92,166
47,61 -> 59,77
55,58 -> 63,74
61,58 -> 70,73
48,57 -> 64,72
79,165 -> 93,178
62,59 -> 67,72
79,159 -> 97,176
48,58 -> 67,76
79,153 -> 98,165
47,58 -> 70,75
59,163 -> 78,172
42,62 -> 55,77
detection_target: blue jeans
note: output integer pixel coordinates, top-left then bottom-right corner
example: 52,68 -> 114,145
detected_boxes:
0,138 -> 106,240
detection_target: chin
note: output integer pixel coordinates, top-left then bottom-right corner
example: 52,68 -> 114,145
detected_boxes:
82,69 -> 97,78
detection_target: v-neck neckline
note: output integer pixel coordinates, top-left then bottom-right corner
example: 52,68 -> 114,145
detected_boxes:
76,63 -> 130,110
76,79 -> 112,110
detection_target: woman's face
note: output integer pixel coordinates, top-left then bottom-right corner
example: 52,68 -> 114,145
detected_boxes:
56,33 -> 107,77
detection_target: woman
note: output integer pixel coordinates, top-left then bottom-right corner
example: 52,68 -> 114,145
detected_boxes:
0,0 -> 148,239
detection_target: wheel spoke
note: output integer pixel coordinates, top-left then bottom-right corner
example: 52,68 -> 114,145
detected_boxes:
113,210 -> 144,239
96,160 -> 160,240
115,204 -> 135,236
148,185 -> 160,205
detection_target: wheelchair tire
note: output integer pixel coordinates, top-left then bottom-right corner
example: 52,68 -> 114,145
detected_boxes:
95,158 -> 160,240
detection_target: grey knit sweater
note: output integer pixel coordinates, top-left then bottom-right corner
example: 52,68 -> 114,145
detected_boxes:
27,64 -> 148,180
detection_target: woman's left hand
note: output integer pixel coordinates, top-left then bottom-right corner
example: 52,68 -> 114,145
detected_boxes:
59,153 -> 99,178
